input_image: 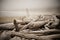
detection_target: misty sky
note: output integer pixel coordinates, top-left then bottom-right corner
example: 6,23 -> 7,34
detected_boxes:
0,0 -> 59,16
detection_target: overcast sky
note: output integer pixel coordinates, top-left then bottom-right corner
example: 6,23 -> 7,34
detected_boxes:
0,0 -> 59,16
0,0 -> 59,10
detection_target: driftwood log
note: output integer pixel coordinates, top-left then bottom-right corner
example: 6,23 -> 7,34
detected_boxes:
20,20 -> 49,30
11,29 -> 60,40
13,33 -> 60,40
26,29 -> 60,35
0,23 -> 15,30
0,29 -> 60,40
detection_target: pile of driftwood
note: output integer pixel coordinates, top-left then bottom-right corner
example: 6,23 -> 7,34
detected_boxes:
0,15 -> 60,40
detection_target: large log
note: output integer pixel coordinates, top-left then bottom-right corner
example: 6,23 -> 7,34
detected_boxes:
11,29 -> 60,40
12,32 -> 60,40
0,23 -> 15,30
19,29 -> 60,36
0,29 -> 60,40
39,34 -> 60,40
11,32 -> 40,40
27,29 -> 60,35
20,20 -> 49,30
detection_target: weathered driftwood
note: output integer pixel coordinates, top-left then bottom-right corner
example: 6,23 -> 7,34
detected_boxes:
11,29 -> 60,40
11,32 -> 41,40
19,29 -> 60,36
13,19 -> 29,25
13,18 -> 49,31
0,23 -> 15,30
0,31 -> 60,40
45,16 -> 60,29
13,16 -> 60,31
12,32 -> 60,40
13,19 -> 29,32
39,34 -> 60,40
0,31 -> 39,40
27,29 -> 60,34
20,20 -> 49,30
0,31 -> 12,40
0,29 -> 60,40
14,19 -> 20,31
